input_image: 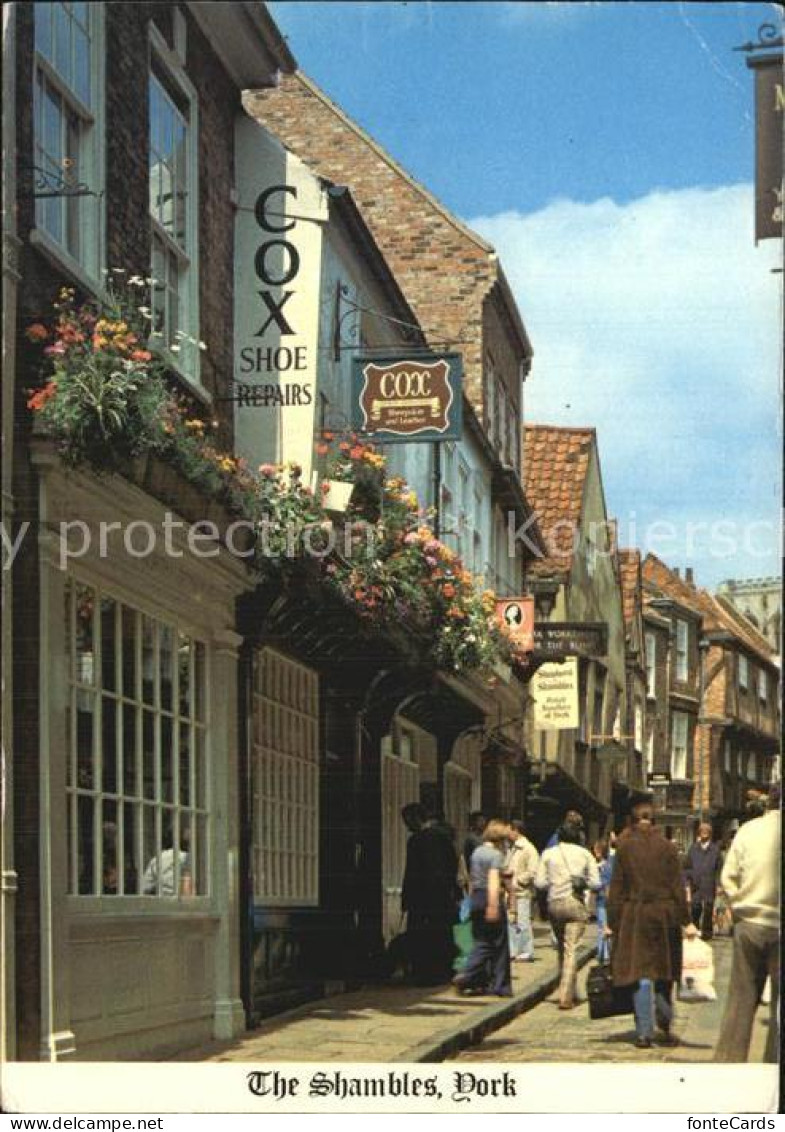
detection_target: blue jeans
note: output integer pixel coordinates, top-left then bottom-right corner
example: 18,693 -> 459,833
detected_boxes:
632,978 -> 674,1039
595,901 -> 609,962
508,892 -> 534,958
457,890 -> 512,995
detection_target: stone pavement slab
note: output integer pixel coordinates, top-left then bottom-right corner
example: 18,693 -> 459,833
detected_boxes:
170,923 -> 596,1064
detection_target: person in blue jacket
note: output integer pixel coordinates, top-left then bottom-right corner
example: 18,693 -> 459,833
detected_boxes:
592,838 -> 615,962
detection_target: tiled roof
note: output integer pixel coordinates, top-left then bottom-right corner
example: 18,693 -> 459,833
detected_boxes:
618,548 -> 642,630
523,426 -> 595,577
642,554 -> 777,666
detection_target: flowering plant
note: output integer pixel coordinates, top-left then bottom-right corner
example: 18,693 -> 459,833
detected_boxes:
326,472 -> 520,674
25,279 -> 174,468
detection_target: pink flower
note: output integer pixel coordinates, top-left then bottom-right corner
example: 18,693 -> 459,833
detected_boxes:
425,555 -> 438,567
404,532 -> 419,545
44,342 -> 67,357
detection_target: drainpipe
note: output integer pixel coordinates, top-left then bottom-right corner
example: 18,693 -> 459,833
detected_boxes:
697,637 -> 710,824
1,0 -> 20,1063
237,639 -> 254,1028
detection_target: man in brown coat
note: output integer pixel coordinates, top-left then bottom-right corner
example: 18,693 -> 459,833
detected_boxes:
606,802 -> 696,1048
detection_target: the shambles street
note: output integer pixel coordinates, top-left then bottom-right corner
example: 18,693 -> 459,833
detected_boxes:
171,928 -> 768,1065
450,935 -> 768,1064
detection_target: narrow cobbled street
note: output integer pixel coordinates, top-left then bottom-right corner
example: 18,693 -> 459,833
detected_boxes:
450,935 -> 768,1064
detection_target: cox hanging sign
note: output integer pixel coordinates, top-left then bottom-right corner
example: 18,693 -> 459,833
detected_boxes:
352,353 -> 463,442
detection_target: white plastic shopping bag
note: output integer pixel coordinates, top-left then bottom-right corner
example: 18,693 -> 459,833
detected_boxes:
678,936 -> 717,1002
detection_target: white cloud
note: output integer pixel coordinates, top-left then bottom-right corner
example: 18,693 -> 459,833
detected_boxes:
470,183 -> 782,585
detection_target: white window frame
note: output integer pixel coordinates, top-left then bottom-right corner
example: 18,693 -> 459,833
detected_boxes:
148,25 -> 201,387
738,653 -> 749,691
675,619 -> 689,682
485,353 -> 497,448
645,631 -> 656,697
251,648 -> 319,907
758,667 -> 767,703
65,576 -> 210,902
32,2 -> 105,286
645,724 -> 655,775
634,701 -> 644,753
671,711 -> 689,780
457,456 -> 471,565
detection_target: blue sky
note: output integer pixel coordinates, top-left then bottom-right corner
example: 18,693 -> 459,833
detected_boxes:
269,1 -> 783,588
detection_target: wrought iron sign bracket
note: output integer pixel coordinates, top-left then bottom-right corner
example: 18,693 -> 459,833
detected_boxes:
20,162 -> 99,200
732,22 -> 784,54
330,282 -> 473,358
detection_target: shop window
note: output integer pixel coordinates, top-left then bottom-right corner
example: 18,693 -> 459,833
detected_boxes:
149,27 -> 200,381
724,739 -> 732,775
738,654 -> 749,691
671,711 -> 689,780
33,2 -> 104,279
252,649 -> 319,906
65,579 -> 209,898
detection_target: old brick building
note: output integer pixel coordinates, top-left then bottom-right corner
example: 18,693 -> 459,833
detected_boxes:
242,68 -> 545,827
521,426 -> 636,844
4,0 -> 294,1061
642,556 -> 780,845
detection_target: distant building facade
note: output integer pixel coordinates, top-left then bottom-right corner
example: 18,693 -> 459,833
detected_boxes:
716,577 -> 781,655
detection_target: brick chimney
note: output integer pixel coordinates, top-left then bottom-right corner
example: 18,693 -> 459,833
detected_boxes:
674,567 -> 680,578
685,567 -> 694,585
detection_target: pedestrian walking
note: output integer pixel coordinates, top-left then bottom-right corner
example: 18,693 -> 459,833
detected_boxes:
683,822 -> 722,940
453,820 -> 513,998
546,808 -> 586,848
502,820 -> 539,962
592,839 -> 614,963
401,803 -> 460,985
605,801 -> 695,1049
714,783 -> 780,1063
535,820 -> 601,1010
462,810 -> 486,871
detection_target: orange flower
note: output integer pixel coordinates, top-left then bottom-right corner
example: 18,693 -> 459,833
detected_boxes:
130,349 -> 152,362
27,381 -> 57,411
349,446 -> 364,459
442,583 -> 457,599
26,323 -> 49,342
316,442 -> 329,455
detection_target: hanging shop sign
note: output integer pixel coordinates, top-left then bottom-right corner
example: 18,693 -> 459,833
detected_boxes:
748,54 -> 784,241
495,597 -> 535,652
533,621 -> 608,660
532,656 -> 579,731
352,353 -> 463,442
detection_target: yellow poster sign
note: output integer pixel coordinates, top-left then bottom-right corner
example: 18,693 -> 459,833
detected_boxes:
532,656 -> 579,731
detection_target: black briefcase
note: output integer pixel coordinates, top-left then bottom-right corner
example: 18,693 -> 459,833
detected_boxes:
586,962 -> 635,1020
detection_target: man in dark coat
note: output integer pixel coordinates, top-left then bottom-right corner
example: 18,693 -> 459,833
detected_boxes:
401,803 -> 460,985
606,801 -> 695,1049
683,822 -> 722,940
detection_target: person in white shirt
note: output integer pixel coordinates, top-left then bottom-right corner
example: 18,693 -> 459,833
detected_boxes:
142,826 -> 192,897
535,821 -> 601,1009
502,820 -> 540,962
714,783 -> 780,1063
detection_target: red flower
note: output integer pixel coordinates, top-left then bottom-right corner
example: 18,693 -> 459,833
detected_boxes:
27,381 -> 57,411
130,349 -> 152,362
349,446 -> 364,459
316,442 -> 329,456
26,323 -> 49,342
